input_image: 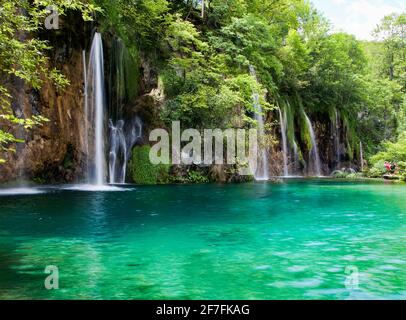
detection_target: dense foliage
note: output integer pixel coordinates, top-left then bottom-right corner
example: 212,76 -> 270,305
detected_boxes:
0,0 -> 98,162
369,132 -> 406,180
1,0 -> 405,179
95,0 -> 404,160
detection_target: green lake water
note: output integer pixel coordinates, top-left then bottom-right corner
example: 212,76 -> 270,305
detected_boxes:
0,180 -> 405,300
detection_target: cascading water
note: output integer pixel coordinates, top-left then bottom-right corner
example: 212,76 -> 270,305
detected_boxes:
360,141 -> 364,172
85,32 -> 106,186
249,65 -> 269,181
125,117 -> 143,159
304,112 -> 322,176
278,107 -> 289,177
108,117 -> 142,184
107,38 -> 142,184
333,108 -> 340,168
108,120 -> 126,184
292,141 -> 300,174
108,38 -> 137,121
84,35 -> 142,186
83,50 -> 89,171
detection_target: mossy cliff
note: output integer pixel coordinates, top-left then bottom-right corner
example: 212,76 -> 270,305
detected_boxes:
1,2 -> 404,184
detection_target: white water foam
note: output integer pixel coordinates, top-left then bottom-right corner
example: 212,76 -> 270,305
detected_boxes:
0,188 -> 45,196
62,184 -> 133,192
249,65 -> 269,181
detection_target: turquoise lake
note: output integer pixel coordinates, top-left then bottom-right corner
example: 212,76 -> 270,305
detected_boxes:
0,180 -> 405,299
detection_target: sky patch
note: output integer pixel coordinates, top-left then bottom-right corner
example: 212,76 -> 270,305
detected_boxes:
311,0 -> 405,40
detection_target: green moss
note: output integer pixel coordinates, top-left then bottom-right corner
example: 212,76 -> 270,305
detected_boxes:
282,100 -> 295,147
346,140 -> 354,161
128,145 -> 170,185
341,114 -> 359,161
299,110 -> 312,151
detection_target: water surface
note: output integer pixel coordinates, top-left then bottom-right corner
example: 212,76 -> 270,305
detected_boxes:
0,180 -> 405,299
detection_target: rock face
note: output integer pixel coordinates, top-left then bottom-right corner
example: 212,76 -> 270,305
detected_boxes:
0,50 -> 87,183
0,27 -> 162,184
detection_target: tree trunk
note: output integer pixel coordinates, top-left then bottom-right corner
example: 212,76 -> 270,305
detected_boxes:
201,0 -> 205,18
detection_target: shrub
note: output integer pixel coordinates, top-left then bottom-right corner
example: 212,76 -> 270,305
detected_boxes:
368,167 -> 383,178
331,170 -> 347,178
367,160 -> 387,178
332,170 -> 364,179
186,170 -> 209,184
398,161 -> 406,181
346,173 -> 364,179
369,133 -> 406,180
128,145 -> 170,184
370,132 -> 406,165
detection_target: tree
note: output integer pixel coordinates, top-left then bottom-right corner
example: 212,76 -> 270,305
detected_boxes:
374,13 -> 406,88
161,14 -> 270,129
0,0 -> 99,163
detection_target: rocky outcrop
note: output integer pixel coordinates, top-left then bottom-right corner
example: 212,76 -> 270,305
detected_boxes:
0,29 -> 163,184
0,50 -> 87,183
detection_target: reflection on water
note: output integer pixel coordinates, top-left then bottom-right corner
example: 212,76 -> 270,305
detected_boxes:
0,180 -> 405,299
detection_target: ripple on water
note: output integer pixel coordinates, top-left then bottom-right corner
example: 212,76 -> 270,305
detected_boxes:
272,251 -> 290,257
287,266 -> 308,273
254,265 -> 272,270
303,241 -> 328,247
386,259 -> 406,265
379,265 -> 400,271
326,267 -> 342,273
304,288 -> 348,299
269,278 -> 323,289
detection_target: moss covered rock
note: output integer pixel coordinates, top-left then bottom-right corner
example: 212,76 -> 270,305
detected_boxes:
128,145 -> 170,184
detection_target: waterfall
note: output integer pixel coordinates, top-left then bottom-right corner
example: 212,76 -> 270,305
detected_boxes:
304,112 -> 322,176
108,120 -> 126,184
333,108 -> 340,168
360,141 -> 364,172
108,117 -> 142,184
292,140 -> 300,175
84,35 -> 141,186
278,107 -> 289,177
106,38 -> 142,184
108,38 -> 136,121
83,50 -> 89,174
125,117 -> 143,160
249,65 -> 269,181
85,32 -> 106,186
